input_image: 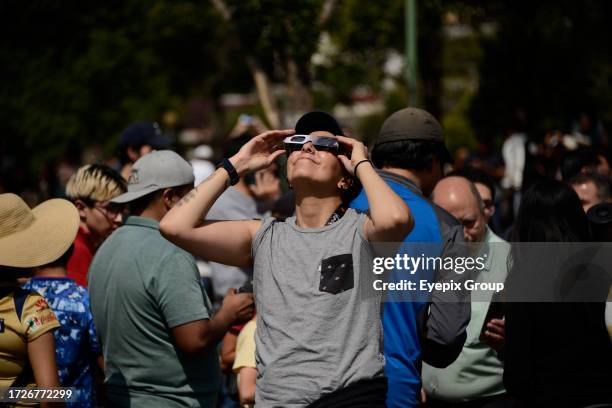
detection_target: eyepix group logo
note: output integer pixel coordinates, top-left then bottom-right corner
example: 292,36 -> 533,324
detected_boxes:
128,169 -> 140,185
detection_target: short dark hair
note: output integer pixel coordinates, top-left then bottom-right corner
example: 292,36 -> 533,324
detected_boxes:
129,190 -> 163,216
128,184 -> 193,216
569,173 -> 611,201
371,140 -> 447,172
449,167 -> 496,201
43,244 -> 74,269
560,148 -> 600,181
0,266 -> 31,283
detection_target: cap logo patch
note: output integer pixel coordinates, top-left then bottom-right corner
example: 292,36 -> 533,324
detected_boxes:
128,169 -> 140,185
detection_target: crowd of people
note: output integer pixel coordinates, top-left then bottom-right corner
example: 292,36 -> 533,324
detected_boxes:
1,107 -> 611,408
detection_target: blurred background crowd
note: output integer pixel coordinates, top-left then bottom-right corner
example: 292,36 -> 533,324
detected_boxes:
2,1 -> 612,229
1,1 -> 612,407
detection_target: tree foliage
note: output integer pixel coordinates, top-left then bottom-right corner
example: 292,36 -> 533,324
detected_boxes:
470,0 -> 612,138
0,0 -> 237,174
2,0 -> 611,193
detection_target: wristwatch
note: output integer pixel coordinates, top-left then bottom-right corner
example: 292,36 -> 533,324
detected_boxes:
218,158 -> 240,186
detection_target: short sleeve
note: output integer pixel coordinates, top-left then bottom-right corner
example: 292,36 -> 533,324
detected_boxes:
21,294 -> 60,341
352,210 -> 376,259
154,251 -> 211,328
251,217 -> 276,261
233,320 -> 257,372
354,210 -> 369,242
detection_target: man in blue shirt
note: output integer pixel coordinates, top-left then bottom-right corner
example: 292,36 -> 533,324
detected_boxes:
23,244 -> 101,408
351,107 -> 470,408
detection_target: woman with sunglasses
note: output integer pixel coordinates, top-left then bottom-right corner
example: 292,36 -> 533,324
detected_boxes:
161,112 -> 413,407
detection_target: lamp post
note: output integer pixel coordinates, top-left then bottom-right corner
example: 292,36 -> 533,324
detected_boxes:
405,0 -> 418,106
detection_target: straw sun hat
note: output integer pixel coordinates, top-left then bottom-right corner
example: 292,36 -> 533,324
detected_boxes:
0,193 -> 80,268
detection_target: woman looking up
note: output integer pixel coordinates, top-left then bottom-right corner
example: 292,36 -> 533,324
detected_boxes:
161,112 -> 413,407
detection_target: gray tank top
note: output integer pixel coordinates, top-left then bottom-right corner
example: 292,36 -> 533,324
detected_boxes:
251,208 -> 384,407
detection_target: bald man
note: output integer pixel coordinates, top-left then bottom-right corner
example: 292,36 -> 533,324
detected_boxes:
449,167 -> 497,225
431,176 -> 488,243
423,176 -> 510,408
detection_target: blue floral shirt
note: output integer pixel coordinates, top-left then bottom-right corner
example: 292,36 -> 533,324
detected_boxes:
22,277 -> 100,408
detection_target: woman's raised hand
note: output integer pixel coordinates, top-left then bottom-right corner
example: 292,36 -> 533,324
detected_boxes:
336,135 -> 368,176
229,129 -> 294,176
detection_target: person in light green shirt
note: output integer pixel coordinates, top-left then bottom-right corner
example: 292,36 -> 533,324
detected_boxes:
424,176 -> 509,406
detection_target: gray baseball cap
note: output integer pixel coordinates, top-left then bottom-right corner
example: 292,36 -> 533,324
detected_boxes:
375,107 -> 452,162
111,150 -> 195,204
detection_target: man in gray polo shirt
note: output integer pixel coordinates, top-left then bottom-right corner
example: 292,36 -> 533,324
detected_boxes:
88,150 -> 254,407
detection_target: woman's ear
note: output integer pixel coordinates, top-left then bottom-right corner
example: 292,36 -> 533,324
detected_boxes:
74,199 -> 88,221
337,176 -> 353,191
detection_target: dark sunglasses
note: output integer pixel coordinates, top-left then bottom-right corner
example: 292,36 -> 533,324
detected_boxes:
78,197 -> 125,217
283,134 -> 341,155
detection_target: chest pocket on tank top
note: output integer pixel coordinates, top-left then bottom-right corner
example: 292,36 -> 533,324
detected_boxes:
319,254 -> 354,294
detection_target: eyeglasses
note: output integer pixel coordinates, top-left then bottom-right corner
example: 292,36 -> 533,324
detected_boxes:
79,197 -> 124,219
93,203 -> 123,219
283,134 -> 341,155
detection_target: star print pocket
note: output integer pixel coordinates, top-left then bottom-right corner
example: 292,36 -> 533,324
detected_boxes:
319,254 -> 354,294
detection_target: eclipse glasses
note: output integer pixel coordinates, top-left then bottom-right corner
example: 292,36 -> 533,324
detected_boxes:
283,134 -> 342,155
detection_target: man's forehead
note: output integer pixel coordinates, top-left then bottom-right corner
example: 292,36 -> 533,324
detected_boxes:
434,188 -> 480,215
434,194 -> 463,215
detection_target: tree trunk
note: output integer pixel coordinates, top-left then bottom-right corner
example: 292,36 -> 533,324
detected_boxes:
285,57 -> 313,125
419,3 -> 443,118
247,56 -> 281,129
